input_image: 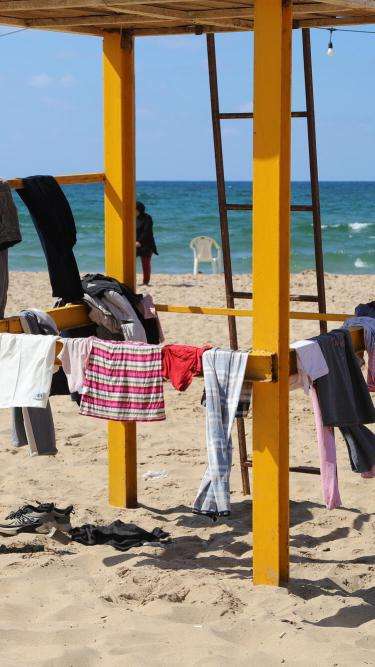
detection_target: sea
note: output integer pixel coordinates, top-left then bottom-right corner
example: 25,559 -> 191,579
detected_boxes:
9,181 -> 375,275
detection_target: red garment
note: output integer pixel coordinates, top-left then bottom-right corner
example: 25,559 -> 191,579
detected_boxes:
162,344 -> 211,391
141,255 -> 152,285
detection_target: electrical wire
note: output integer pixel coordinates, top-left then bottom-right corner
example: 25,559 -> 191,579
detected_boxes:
317,27 -> 375,35
0,27 -> 28,38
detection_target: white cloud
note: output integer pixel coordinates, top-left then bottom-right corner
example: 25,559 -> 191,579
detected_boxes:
28,72 -> 76,89
59,74 -> 76,87
28,73 -> 53,88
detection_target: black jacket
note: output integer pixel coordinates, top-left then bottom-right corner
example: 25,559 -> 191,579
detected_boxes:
136,213 -> 158,257
17,176 -> 83,302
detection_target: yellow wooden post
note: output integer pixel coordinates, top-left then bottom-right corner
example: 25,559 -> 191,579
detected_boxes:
252,0 -> 292,585
103,31 -> 137,508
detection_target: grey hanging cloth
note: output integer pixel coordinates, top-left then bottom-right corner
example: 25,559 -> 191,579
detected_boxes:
0,181 -> 21,319
314,328 -> 375,476
11,309 -> 57,456
16,177 -> 83,302
313,329 -> 375,427
0,181 -> 22,251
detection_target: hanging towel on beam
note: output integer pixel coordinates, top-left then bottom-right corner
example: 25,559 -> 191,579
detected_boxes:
0,181 -> 22,251
79,339 -> 165,422
193,348 -> 249,519
16,176 -> 83,302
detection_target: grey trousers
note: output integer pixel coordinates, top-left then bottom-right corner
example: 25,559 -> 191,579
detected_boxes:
11,310 -> 57,456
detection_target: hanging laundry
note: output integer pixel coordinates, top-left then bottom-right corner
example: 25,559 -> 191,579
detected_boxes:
0,333 -> 57,409
201,377 -> 252,418
289,338 -> 337,508
309,386 -> 341,509
343,317 -> 375,391
290,339 -> 329,394
314,329 -> 375,427
101,290 -> 148,343
138,293 -> 164,343
79,339 -> 165,422
162,344 -> 211,391
16,176 -> 83,302
314,329 -> 375,481
70,520 -> 169,552
340,425 -> 375,478
81,273 -> 162,344
0,181 -> 22,251
58,336 -> 95,393
355,301 -> 375,319
0,181 -> 21,319
11,309 -> 59,456
193,348 -> 249,520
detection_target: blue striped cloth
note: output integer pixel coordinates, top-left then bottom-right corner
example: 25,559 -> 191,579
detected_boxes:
193,348 -> 250,518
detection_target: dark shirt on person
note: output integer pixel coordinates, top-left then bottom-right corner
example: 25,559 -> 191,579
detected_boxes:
136,213 -> 158,257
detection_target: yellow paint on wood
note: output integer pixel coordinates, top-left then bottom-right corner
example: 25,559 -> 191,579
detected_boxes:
252,0 -> 292,586
7,173 -> 104,189
103,31 -> 137,509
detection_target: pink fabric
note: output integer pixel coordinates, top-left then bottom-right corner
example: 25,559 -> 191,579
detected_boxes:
138,293 -> 165,343
58,336 -> 94,393
361,465 -> 375,479
309,386 -> 342,510
79,339 -> 165,422
367,348 -> 375,392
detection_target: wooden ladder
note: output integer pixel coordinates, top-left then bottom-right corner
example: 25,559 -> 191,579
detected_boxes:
206,28 -> 327,495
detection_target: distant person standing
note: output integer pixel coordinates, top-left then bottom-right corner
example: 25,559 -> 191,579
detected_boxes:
136,201 -> 158,286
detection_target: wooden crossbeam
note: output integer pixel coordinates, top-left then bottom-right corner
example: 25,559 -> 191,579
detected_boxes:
316,0 -> 375,9
0,15 -> 103,34
20,12 -> 252,30
295,13 -> 375,25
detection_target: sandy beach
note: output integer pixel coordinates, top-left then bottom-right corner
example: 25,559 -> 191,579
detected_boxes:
0,270 -> 374,666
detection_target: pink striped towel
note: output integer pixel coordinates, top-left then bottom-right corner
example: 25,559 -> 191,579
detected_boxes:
79,339 -> 165,422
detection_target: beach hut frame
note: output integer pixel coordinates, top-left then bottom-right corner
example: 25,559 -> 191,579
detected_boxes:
1,0 -> 373,587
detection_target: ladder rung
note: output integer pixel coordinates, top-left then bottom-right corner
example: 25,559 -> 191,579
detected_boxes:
219,111 -> 307,120
225,203 -> 313,212
232,291 -> 319,303
243,460 -> 320,475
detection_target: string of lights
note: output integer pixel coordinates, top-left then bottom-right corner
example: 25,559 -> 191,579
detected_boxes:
317,26 -> 375,57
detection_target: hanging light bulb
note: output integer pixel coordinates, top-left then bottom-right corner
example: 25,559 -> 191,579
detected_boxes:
327,28 -> 334,56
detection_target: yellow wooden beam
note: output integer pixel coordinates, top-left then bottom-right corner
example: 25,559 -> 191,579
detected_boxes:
252,0 -> 292,586
104,31 -> 137,509
7,172 -> 104,190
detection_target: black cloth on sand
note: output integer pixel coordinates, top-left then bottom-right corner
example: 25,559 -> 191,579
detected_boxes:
70,520 -> 170,552
16,176 -> 83,302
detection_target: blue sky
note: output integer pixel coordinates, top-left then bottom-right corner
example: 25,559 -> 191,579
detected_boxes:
0,25 -> 374,180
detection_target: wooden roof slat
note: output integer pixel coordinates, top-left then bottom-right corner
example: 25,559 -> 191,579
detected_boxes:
295,13 -> 375,25
24,9 -> 253,30
1,0 -> 375,35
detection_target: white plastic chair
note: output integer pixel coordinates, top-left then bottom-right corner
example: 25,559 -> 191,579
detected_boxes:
190,236 -> 222,275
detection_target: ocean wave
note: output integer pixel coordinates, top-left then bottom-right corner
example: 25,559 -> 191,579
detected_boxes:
349,222 -> 371,231
354,258 -> 368,268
